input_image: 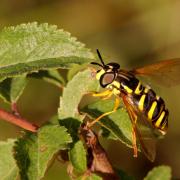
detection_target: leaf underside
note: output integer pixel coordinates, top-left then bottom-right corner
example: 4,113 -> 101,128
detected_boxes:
58,69 -> 99,121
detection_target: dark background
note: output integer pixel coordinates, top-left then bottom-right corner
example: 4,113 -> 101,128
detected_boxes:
0,1 -> 180,179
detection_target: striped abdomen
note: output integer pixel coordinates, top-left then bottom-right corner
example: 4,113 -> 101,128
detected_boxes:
117,72 -> 168,134
136,87 -> 168,134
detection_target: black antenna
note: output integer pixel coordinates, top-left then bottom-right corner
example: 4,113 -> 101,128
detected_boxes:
96,49 -> 105,66
90,62 -> 103,67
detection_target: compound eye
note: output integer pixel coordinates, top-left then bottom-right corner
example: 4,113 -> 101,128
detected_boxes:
100,72 -> 115,88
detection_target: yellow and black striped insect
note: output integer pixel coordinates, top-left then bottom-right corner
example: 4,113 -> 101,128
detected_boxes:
90,49 -> 180,162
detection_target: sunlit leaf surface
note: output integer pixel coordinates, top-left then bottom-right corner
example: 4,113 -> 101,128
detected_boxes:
0,22 -> 94,79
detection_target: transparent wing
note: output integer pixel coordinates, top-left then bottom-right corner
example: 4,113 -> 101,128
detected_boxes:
131,59 -> 180,87
122,94 -> 161,162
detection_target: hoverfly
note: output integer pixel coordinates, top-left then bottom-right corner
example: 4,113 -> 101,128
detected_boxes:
90,49 -> 180,162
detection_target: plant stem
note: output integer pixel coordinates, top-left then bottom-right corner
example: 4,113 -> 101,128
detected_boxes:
0,108 -> 39,132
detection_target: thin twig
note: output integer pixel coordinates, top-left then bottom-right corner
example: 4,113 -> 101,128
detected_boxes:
0,108 -> 39,132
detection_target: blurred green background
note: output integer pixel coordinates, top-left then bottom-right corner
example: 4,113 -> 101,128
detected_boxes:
0,0 -> 180,179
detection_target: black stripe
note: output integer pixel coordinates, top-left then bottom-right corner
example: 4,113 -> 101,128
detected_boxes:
144,89 -> 156,113
160,109 -> 169,127
117,73 -> 140,92
152,97 -> 165,120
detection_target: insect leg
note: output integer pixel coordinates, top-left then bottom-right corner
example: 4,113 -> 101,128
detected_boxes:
88,97 -> 120,127
101,91 -> 114,100
122,95 -> 138,158
92,90 -> 113,99
132,126 -> 138,157
128,108 -> 138,157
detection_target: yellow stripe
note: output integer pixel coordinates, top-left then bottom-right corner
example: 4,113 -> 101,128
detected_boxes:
112,81 -> 120,88
161,122 -> 167,129
144,87 -> 149,93
139,94 -> 146,111
123,85 -> 133,94
96,69 -> 105,80
134,82 -> 142,95
148,101 -> 157,119
155,111 -> 165,127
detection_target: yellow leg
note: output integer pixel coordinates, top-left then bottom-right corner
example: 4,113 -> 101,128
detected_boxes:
132,126 -> 138,157
102,91 -> 113,100
92,90 -> 113,99
88,97 -> 120,127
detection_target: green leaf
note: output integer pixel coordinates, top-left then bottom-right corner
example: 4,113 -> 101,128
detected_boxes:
67,64 -> 88,81
58,68 -> 99,121
0,139 -> 18,180
58,69 -> 99,173
29,70 -> 65,88
83,99 -> 133,148
144,166 -> 171,180
14,124 -> 72,180
59,118 -> 81,142
0,22 -> 94,79
0,76 -> 27,103
69,140 -> 87,173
